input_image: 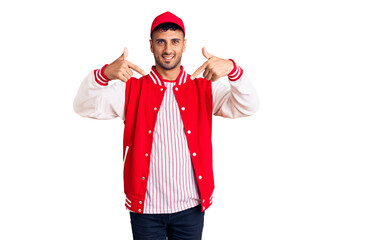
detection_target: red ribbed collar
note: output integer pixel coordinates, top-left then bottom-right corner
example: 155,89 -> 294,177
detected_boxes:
148,66 -> 188,87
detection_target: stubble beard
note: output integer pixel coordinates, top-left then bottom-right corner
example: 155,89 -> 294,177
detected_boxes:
155,54 -> 182,71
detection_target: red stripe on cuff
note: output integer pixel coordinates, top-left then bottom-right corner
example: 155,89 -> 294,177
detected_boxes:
94,64 -> 110,86
228,59 -> 237,75
228,59 -> 243,81
100,64 -> 110,81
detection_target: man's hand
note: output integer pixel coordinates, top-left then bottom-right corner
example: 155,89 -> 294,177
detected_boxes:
104,47 -> 147,82
190,47 -> 234,81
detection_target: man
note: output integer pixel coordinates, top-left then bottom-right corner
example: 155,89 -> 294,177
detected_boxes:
73,11 -> 259,240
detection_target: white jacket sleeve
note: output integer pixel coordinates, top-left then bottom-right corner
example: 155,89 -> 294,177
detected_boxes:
73,67 -> 126,121
212,61 -> 259,118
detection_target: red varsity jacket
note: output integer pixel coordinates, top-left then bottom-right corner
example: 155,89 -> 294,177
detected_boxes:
122,67 -> 214,213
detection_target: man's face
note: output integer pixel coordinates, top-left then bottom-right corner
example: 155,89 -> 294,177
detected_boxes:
150,29 -> 186,71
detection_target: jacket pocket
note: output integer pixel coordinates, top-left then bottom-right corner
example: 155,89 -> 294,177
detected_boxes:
123,145 -> 130,162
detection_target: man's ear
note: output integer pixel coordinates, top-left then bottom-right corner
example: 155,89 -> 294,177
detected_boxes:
183,39 -> 187,52
149,39 -> 153,53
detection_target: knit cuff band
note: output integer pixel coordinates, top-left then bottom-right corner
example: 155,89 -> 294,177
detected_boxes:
228,59 -> 243,81
94,64 -> 110,86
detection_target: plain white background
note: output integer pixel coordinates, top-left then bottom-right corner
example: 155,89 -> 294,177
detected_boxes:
1,0 -> 375,239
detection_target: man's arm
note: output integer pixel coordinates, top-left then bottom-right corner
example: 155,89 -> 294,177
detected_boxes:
73,65 -> 126,120
211,62 -> 259,118
191,47 -> 259,118
73,47 -> 146,121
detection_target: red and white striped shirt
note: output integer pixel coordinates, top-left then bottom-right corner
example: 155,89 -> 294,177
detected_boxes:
144,78 -> 200,213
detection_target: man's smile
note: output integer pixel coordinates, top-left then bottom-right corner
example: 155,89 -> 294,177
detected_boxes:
162,54 -> 175,61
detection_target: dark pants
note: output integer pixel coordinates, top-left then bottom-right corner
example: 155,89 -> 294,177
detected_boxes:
130,205 -> 205,240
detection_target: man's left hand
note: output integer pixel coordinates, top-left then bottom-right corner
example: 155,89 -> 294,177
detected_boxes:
190,47 -> 234,81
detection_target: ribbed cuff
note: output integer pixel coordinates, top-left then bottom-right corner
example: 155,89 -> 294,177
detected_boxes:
228,59 -> 243,81
94,64 -> 110,86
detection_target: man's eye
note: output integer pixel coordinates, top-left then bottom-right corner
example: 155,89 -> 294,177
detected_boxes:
173,40 -> 179,44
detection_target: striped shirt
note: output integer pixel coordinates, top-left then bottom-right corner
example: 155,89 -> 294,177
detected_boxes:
143,79 -> 200,214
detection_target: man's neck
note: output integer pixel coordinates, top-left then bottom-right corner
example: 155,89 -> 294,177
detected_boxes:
155,64 -> 181,81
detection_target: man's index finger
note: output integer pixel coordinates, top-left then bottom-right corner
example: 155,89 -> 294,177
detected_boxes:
190,62 -> 208,80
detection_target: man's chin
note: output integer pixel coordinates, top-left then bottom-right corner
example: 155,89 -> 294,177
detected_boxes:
154,55 -> 182,70
160,62 -> 179,70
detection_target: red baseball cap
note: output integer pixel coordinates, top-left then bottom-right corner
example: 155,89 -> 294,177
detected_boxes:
150,11 -> 185,37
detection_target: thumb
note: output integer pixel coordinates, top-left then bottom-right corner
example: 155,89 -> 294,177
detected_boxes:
122,47 -> 128,60
202,47 -> 213,59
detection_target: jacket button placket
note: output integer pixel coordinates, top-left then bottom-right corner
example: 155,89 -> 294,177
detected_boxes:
138,200 -> 143,213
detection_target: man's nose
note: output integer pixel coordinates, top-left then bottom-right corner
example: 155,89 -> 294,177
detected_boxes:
164,43 -> 172,54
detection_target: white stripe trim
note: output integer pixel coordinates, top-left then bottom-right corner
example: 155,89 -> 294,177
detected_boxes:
95,70 -> 107,85
228,66 -> 240,79
151,69 -> 163,86
232,67 -> 242,80
177,71 -> 183,85
149,67 -> 189,86
97,67 -> 107,82
149,72 -> 158,85
181,71 -> 187,85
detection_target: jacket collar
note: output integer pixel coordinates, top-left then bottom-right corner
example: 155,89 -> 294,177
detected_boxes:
148,66 -> 188,87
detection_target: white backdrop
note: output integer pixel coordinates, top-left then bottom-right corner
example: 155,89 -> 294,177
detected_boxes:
1,0 -> 375,239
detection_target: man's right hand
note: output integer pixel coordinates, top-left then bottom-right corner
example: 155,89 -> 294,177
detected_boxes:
104,47 -> 146,82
